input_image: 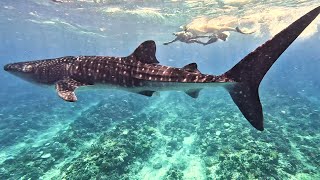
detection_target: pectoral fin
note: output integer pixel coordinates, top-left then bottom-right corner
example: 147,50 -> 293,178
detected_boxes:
55,79 -> 87,102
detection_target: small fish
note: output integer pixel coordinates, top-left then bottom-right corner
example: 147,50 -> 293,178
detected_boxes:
4,6 -> 320,131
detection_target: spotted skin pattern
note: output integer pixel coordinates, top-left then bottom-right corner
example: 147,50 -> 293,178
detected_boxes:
64,41 -> 232,89
4,5 -> 320,131
4,40 -> 233,99
67,55 -> 231,87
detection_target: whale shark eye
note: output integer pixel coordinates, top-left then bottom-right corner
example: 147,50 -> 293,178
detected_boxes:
22,65 -> 33,72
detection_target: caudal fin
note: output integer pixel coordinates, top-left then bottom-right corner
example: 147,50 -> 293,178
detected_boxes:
224,6 -> 320,131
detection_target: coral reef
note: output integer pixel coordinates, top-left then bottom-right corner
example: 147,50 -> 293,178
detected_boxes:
61,111 -> 158,179
0,85 -> 319,180
0,93 -> 151,179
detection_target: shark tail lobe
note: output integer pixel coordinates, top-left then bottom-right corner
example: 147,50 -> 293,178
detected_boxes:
223,6 -> 320,131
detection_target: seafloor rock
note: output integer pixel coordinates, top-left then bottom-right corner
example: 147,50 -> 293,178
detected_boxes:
40,153 -> 51,159
153,162 -> 162,169
164,167 -> 183,180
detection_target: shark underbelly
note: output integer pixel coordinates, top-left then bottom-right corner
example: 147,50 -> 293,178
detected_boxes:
133,80 -> 234,91
81,80 -> 235,93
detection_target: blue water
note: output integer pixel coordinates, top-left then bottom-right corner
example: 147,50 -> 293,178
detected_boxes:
0,0 -> 319,179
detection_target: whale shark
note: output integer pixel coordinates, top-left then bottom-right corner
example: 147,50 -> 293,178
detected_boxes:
4,6 -> 320,131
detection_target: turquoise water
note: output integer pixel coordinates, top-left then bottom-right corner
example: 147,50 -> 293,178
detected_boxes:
0,0 -> 319,179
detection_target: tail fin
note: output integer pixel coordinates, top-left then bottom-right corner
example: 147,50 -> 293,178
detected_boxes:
224,6 -> 320,131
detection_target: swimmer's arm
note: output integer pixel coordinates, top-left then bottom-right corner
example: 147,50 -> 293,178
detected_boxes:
163,38 -> 178,45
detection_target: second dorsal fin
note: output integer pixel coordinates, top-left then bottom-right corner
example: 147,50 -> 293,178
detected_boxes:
182,63 -> 201,73
131,40 -> 159,64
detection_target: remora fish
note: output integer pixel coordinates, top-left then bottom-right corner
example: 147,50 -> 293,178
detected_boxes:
4,6 -> 320,131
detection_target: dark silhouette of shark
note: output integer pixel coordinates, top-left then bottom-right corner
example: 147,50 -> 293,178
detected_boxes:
4,6 -> 320,131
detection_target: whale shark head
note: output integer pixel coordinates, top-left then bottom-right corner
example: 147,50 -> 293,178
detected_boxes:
4,61 -> 38,83
4,57 -> 73,84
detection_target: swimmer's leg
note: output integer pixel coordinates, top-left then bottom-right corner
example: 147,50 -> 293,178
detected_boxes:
203,37 -> 219,45
217,33 -> 228,41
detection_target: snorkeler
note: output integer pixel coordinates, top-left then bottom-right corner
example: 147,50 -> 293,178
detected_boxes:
163,30 -> 231,46
163,31 -> 217,45
164,17 -> 255,45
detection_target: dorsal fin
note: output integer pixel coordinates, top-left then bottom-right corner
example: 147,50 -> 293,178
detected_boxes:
185,89 -> 202,98
131,40 -> 159,64
182,63 -> 201,73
